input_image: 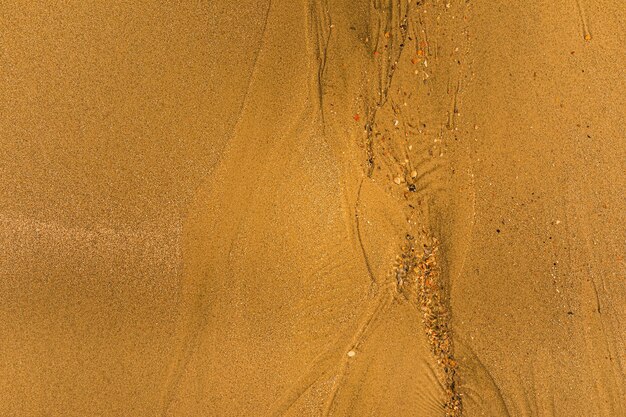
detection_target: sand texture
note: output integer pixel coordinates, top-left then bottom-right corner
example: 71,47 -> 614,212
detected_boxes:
1,1 -> 625,416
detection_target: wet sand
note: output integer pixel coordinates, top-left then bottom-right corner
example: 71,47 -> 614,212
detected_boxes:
1,1 -> 624,416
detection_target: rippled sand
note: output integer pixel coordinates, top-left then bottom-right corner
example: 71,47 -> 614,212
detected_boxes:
1,1 -> 624,416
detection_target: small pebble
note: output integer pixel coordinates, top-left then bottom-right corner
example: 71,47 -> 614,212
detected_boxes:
347,350 -> 356,357
394,176 -> 404,185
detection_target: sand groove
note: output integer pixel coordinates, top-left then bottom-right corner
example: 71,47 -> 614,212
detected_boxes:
400,236 -> 462,416
270,1 -> 473,414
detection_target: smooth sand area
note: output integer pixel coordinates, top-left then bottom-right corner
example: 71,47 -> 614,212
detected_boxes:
1,1 -> 624,416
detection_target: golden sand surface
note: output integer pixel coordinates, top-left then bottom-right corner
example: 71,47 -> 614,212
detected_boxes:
1,1 -> 624,416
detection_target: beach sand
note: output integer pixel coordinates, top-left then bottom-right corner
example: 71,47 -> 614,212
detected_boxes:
1,1 -> 624,416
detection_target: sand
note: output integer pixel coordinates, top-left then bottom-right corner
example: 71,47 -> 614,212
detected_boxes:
1,1 -> 624,416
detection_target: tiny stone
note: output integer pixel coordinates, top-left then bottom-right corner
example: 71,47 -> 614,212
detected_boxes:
347,350 -> 356,357
411,170 -> 418,178
394,176 -> 404,185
